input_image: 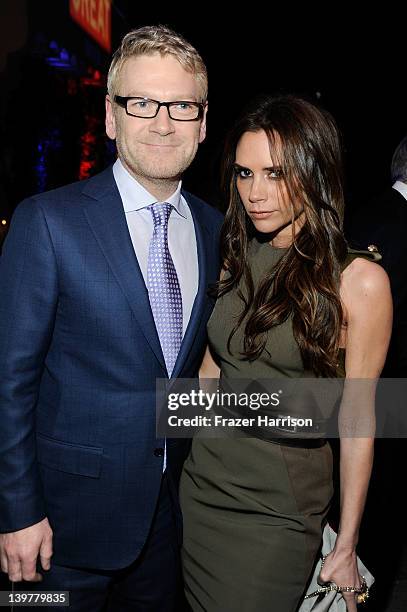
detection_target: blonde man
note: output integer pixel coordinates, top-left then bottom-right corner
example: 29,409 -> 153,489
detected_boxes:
0,25 -> 222,611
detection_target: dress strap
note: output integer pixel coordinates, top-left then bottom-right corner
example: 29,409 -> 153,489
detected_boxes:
341,244 -> 382,272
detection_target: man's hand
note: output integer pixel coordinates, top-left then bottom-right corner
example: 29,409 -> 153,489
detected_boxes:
0,518 -> 53,582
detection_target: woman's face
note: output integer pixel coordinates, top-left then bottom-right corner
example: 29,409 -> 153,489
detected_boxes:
234,129 -> 303,243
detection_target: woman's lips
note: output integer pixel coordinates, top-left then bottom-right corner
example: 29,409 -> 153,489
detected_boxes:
249,211 -> 276,219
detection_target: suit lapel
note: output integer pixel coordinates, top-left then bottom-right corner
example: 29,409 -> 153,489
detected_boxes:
82,168 -> 166,373
81,170 -> 213,379
172,192 -> 211,378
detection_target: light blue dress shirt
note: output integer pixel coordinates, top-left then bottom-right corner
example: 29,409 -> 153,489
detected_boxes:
113,158 -> 199,335
113,158 -> 199,469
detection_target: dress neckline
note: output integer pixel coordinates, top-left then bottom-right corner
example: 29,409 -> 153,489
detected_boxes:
251,236 -> 290,257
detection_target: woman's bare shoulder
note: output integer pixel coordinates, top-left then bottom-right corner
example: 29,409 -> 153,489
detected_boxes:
341,257 -> 390,297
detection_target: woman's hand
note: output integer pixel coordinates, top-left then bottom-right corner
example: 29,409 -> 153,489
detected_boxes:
319,547 -> 363,612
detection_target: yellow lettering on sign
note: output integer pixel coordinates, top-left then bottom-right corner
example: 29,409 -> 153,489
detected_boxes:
89,0 -> 97,30
97,0 -> 106,37
81,0 -> 90,22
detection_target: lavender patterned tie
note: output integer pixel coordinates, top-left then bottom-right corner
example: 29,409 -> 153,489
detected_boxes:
147,202 -> 183,376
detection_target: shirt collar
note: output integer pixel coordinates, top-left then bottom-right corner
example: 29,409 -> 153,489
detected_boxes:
392,180 -> 407,201
113,158 -> 187,218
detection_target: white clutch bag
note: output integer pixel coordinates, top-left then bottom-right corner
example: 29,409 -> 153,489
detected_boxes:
299,524 -> 375,611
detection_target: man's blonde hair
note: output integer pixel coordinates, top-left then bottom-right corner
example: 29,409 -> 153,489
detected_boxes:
107,25 -> 208,101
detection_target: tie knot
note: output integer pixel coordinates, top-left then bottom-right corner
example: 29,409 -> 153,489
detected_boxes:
149,202 -> 173,227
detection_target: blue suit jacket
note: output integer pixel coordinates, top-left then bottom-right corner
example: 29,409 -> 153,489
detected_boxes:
0,166 -> 223,570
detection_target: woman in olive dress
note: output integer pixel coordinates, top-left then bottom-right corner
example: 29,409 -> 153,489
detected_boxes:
179,95 -> 392,612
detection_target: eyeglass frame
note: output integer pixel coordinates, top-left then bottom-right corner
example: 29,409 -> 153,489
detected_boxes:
114,95 -> 206,122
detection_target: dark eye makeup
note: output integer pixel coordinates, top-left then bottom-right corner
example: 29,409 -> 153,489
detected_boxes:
233,164 -> 283,179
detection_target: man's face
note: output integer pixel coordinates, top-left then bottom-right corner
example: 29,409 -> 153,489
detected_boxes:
106,53 -> 207,183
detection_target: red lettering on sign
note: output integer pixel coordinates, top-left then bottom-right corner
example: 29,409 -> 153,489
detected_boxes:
70,0 -> 111,53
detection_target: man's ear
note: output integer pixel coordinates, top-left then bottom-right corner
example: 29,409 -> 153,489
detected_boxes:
198,102 -> 208,144
105,95 -> 116,140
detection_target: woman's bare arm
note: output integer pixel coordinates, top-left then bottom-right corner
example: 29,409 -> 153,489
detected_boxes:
199,345 -> 221,381
320,258 -> 392,610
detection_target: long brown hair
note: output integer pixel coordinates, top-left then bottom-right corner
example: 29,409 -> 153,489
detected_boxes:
218,95 -> 348,376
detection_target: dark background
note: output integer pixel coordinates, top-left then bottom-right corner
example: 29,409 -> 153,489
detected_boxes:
0,2 -> 406,611
1,2 -> 406,229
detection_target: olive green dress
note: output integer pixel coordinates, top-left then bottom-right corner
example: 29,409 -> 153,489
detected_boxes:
180,237 -> 380,612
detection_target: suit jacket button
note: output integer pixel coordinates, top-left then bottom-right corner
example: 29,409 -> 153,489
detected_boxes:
154,447 -> 164,457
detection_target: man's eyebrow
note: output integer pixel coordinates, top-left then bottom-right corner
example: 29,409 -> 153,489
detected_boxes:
125,92 -> 199,101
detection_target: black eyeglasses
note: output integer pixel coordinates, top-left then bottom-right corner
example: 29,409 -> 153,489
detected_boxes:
114,96 -> 205,121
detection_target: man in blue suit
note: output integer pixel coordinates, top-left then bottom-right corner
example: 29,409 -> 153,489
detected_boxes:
0,25 -> 222,611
